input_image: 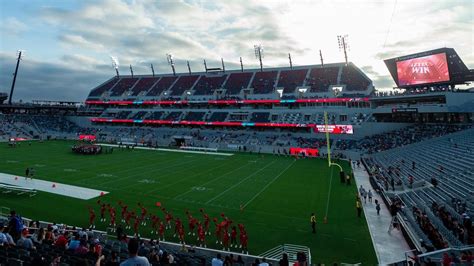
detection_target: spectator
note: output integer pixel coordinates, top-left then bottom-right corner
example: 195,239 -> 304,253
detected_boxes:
16,228 -> 35,250
120,238 -> 150,266
279,253 -> 289,266
212,253 -> 224,266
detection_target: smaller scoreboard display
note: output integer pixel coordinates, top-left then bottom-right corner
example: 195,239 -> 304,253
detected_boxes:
396,53 -> 450,86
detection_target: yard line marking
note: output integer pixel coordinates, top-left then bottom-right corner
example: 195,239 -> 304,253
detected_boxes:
144,157 -> 240,193
172,162 -> 253,200
242,160 -> 295,209
96,157 -> 202,186
205,160 -> 276,204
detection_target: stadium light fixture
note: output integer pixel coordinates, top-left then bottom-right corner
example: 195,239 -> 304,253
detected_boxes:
167,53 -> 176,76
254,44 -> 264,72
110,56 -> 120,77
151,64 -> 155,77
319,49 -> 324,67
240,57 -> 244,72
8,50 -> 25,105
337,35 -> 350,66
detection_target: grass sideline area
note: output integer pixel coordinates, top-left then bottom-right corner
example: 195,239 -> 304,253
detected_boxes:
0,140 -> 377,264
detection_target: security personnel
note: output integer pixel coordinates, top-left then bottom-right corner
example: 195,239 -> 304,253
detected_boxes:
310,213 -> 316,233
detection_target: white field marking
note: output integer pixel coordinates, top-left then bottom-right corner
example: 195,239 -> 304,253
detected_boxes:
78,150 -> 178,183
97,174 -> 114,177
191,186 -> 208,191
0,172 -> 108,200
242,160 -> 295,209
34,164 -> 45,167
64,168 -> 78,172
205,160 -> 276,204
324,165 -> 335,220
147,156 -> 244,193
98,143 -> 234,156
344,238 -> 357,242
126,155 -> 234,191
138,179 -> 157,184
248,160 -> 257,163
96,157 -> 202,186
6,160 -> 19,163
171,162 -> 253,200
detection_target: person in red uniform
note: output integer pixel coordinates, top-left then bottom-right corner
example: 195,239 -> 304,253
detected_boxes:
125,211 -> 134,229
88,207 -> 96,229
100,203 -> 107,222
158,220 -> 166,241
109,206 -> 116,231
165,210 -> 173,230
119,202 -> 128,223
138,203 -> 148,226
230,226 -> 237,248
214,218 -> 222,244
178,224 -> 185,244
151,215 -> 159,234
203,213 -> 210,235
133,214 -> 140,237
240,232 -> 248,254
222,229 -> 230,251
197,222 -> 206,247
188,217 -> 197,236
174,217 -> 182,237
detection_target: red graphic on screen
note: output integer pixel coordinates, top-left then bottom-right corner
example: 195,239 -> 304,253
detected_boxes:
290,147 -> 319,157
396,53 -> 450,86
79,135 -> 97,141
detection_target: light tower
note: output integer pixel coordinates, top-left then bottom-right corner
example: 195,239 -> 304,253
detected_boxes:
110,56 -> 120,77
288,53 -> 293,69
319,49 -> 324,67
187,61 -> 192,74
8,50 -> 25,105
129,64 -> 134,77
337,35 -> 349,65
239,57 -> 244,72
254,44 -> 264,72
166,53 -> 176,76
151,64 -> 155,76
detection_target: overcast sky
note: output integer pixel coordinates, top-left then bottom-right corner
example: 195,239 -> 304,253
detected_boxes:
0,0 -> 473,102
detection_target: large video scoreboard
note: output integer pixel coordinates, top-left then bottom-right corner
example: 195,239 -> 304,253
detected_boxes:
384,47 -> 472,88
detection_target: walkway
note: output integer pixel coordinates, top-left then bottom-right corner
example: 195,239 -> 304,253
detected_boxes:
352,165 -> 411,264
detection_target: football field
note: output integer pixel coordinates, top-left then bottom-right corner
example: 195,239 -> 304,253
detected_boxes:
0,141 -> 376,264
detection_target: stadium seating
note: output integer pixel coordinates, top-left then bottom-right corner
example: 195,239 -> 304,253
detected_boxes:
163,111 -> 183,121
146,76 -> 178,97
130,111 -> 148,120
340,65 -> 371,91
223,72 -> 253,95
306,67 -> 339,92
250,112 -> 270,123
277,69 -> 308,94
130,77 -> 160,96
183,112 -> 206,121
364,127 -> 474,251
115,111 -> 132,119
207,112 -> 229,122
88,77 -> 120,97
146,111 -> 164,120
193,75 -> 227,95
251,71 -> 278,94
110,78 -> 139,97
168,75 -> 200,96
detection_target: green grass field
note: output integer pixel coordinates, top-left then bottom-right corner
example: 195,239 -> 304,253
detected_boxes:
0,141 -> 376,264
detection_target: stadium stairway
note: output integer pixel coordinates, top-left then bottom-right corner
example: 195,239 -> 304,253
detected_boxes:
352,165 -> 412,264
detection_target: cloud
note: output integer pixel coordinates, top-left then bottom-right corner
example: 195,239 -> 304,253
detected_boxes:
0,17 -> 28,37
0,53 -> 109,102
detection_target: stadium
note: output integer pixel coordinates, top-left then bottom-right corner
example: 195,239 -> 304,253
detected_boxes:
1,1 -> 474,265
